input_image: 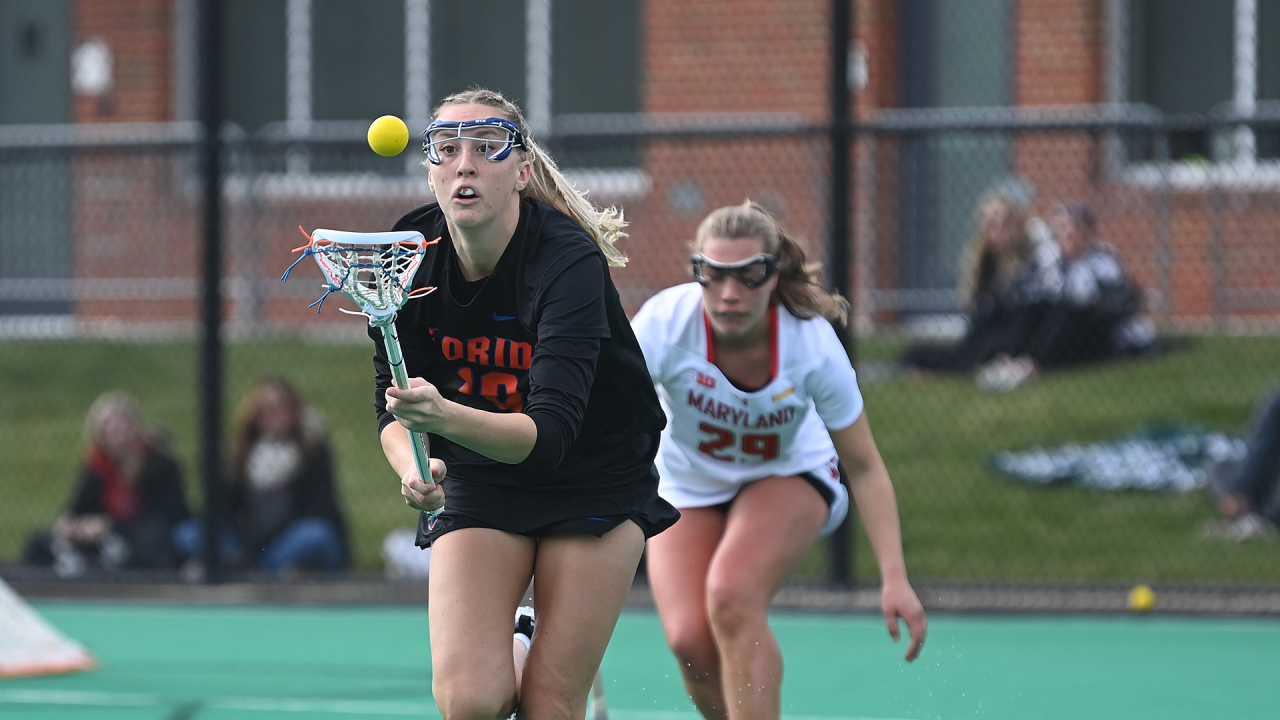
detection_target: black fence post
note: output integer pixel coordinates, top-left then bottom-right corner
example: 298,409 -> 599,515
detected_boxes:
826,0 -> 856,588
198,0 -> 225,584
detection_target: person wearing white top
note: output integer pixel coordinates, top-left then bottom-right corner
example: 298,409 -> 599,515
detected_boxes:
633,201 -> 927,720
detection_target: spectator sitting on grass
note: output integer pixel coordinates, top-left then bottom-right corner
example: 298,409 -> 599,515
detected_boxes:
900,179 -> 1057,374
22,391 -> 189,576
974,200 -> 1155,391
1203,387 -> 1280,541
173,376 -> 349,578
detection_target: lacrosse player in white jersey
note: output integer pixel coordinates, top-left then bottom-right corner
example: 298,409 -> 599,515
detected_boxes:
632,201 -> 927,720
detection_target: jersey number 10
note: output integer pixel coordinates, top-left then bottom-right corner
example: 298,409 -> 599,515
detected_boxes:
698,422 -> 780,462
457,368 -> 523,412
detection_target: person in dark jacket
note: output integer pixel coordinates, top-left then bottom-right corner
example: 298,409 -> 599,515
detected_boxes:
173,376 -> 349,575
1204,387 -> 1280,541
900,181 -> 1058,373
973,200 -> 1155,390
23,391 -> 189,576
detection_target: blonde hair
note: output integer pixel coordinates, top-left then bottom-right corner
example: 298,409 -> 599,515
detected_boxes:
83,391 -> 143,447
956,188 -> 1036,309
694,201 -> 849,325
430,88 -> 629,267
82,390 -> 171,456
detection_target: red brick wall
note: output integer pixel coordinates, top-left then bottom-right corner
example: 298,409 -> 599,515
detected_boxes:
1010,0 -> 1280,322
847,0 -> 1280,323
70,0 -> 193,322
857,0 -> 900,115
56,0 -> 1279,325
622,0 -> 834,312
73,0 -> 171,123
1013,0 -> 1101,245
855,1 -> 900,322
643,0 -> 830,116
1016,0 -> 1100,107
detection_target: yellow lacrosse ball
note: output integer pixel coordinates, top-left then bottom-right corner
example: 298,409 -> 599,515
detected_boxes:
368,115 -> 409,157
1127,584 -> 1156,612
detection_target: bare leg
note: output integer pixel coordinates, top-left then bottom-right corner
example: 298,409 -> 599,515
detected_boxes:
647,507 -> 729,719
427,528 -> 536,720
513,636 -> 529,698
706,476 -> 826,720
518,520 -> 646,720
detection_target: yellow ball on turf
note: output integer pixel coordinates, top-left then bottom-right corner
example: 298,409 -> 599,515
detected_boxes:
368,115 -> 409,157
1127,584 -> 1155,612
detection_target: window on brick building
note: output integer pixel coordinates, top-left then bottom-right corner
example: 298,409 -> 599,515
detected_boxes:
0,0 -> 71,316
898,0 -> 1014,300
221,0 -> 287,135
218,0 -> 639,179
430,0 -> 525,108
548,0 -> 642,169
313,0 -> 405,122
1121,0 -> 1280,169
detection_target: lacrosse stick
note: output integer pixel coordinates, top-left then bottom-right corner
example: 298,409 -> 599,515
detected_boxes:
282,228 -> 441,510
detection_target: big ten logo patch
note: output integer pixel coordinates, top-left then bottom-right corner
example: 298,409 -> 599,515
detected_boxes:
686,369 -> 717,388
434,332 -> 532,412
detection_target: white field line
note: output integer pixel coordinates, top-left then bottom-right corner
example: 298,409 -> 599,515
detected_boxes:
0,689 -> 917,720
0,690 -> 435,715
606,713 -> 916,720
0,689 -> 158,707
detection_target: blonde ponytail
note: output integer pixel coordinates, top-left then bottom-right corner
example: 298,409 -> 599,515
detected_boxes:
430,88 -> 629,267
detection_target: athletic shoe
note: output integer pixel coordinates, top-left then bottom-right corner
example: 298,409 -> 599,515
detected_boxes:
99,532 -> 131,571
976,356 -> 1037,392
1200,512 -> 1277,542
514,605 -> 535,643
51,539 -> 86,579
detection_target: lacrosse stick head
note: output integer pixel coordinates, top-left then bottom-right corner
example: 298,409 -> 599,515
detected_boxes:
298,229 -> 434,323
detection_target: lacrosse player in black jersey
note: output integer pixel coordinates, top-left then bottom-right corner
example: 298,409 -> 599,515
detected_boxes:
374,88 -> 679,720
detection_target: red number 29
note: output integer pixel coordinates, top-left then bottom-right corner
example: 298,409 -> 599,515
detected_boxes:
697,423 -> 780,462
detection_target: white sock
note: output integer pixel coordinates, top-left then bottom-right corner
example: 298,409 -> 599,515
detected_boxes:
514,633 -> 532,651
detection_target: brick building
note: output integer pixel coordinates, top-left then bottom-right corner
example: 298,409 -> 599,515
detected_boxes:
3,0 -> 1277,328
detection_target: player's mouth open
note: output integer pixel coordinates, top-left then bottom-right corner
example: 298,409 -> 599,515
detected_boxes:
455,187 -> 478,199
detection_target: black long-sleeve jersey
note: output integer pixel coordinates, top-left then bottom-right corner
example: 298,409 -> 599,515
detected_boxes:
372,198 -> 675,538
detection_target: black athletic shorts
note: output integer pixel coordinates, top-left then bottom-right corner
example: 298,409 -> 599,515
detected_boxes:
416,491 -> 679,546
414,428 -> 680,547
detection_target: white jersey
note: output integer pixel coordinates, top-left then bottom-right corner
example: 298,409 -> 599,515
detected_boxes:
632,283 -> 864,532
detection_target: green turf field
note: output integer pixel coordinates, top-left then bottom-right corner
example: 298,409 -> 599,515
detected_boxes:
1,603 -> 1276,719
2,335 -> 1279,581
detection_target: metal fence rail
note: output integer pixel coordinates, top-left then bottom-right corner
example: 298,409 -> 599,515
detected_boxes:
2,109 -> 1278,586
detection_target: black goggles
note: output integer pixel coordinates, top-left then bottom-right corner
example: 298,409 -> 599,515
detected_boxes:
691,253 -> 779,289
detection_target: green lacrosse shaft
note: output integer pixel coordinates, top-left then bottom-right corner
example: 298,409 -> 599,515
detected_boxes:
379,318 -> 434,488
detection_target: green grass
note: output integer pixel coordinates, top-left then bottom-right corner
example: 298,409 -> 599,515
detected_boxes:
0,339 -> 401,571
844,335 -> 1280,582
3,335 -> 1278,582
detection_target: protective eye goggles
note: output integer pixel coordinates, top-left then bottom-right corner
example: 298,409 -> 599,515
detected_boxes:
422,117 -> 526,165
691,253 -> 779,289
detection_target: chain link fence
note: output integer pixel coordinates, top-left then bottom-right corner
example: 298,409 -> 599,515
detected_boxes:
2,0 -> 1278,589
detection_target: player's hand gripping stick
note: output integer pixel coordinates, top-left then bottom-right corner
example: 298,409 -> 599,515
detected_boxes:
373,314 -> 434,497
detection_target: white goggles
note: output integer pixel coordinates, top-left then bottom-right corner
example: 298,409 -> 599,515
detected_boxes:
691,253 -> 779,289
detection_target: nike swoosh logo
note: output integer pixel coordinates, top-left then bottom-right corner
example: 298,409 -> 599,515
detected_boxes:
492,313 -> 517,321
